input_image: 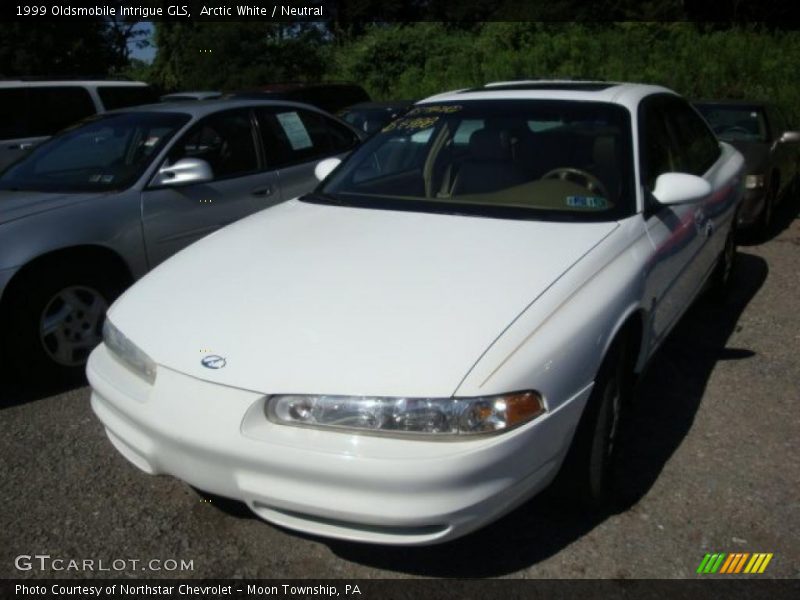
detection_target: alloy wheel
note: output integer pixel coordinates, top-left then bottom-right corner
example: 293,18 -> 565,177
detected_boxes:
39,285 -> 108,367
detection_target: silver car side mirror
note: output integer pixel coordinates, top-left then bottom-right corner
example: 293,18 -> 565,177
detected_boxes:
652,172 -> 712,206
780,130 -> 800,143
153,158 -> 213,187
314,157 -> 342,182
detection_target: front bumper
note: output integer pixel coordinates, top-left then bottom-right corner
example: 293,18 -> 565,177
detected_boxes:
87,344 -> 590,545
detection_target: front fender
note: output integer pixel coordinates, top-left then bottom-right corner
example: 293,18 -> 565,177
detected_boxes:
0,191 -> 147,279
455,215 -> 651,414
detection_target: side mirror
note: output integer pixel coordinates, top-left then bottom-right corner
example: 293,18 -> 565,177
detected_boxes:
152,158 -> 213,187
652,172 -> 712,206
314,157 -> 341,182
779,130 -> 800,143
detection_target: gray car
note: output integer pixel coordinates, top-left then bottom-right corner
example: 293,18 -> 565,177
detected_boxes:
694,100 -> 800,233
0,99 -> 362,378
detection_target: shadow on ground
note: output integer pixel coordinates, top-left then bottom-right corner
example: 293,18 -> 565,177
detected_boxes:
0,372 -> 87,409
318,252 -> 769,576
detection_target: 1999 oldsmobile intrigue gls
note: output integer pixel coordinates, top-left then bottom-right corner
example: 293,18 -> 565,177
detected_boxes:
88,82 -> 744,545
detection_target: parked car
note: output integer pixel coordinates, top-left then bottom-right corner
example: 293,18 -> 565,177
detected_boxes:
694,100 -> 800,233
229,82 -> 370,114
87,81 -> 744,546
161,91 -> 223,102
0,99 -> 362,378
0,79 -> 158,171
338,101 -> 413,135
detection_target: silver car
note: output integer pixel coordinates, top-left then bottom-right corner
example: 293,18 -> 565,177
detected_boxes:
0,99 -> 361,378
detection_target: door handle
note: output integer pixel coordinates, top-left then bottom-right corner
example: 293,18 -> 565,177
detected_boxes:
705,221 -> 714,238
251,185 -> 274,197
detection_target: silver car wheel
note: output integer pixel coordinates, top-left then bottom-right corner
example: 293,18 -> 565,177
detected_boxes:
39,285 -> 108,367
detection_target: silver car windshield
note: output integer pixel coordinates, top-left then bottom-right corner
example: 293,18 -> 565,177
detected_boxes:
317,100 -> 634,221
0,112 -> 190,192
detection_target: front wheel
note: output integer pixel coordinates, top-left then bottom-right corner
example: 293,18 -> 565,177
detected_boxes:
709,225 -> 737,299
2,264 -> 123,381
555,337 -> 631,507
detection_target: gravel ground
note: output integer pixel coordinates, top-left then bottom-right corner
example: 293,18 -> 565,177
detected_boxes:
1,200 -> 798,580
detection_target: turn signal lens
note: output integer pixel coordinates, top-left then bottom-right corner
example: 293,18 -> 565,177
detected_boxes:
102,319 -> 157,384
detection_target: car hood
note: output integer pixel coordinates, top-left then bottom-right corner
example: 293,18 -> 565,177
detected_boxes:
0,189 -> 106,225
109,200 -> 618,397
726,141 -> 769,175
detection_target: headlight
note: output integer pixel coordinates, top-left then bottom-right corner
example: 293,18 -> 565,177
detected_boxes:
266,391 -> 545,438
102,319 -> 157,384
745,174 -> 765,189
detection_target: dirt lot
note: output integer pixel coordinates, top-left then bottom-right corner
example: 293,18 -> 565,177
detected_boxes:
1,200 -> 798,580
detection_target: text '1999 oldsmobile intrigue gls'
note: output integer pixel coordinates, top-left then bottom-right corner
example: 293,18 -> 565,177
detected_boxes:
88,81 -> 744,545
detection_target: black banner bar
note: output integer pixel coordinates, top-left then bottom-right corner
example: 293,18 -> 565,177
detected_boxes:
2,0 -> 800,23
3,579 -> 800,600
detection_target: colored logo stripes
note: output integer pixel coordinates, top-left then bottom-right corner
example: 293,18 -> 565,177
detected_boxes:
697,552 -> 773,574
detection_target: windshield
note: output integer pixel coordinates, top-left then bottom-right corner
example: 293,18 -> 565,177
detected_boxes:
694,104 -> 768,143
0,112 -> 190,192
315,100 -> 634,221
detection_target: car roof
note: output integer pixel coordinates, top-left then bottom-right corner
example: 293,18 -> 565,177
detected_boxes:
420,80 -> 676,112
102,98 -> 362,129
161,91 -> 222,98
0,80 -> 149,88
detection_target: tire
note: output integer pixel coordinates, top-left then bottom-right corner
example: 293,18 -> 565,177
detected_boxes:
757,182 -> 777,238
1,262 -> 124,382
554,335 -> 632,508
709,224 -> 737,298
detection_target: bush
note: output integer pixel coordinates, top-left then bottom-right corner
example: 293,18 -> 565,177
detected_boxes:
329,23 -> 800,124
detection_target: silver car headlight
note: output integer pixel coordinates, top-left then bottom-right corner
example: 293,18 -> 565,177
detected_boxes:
266,392 -> 545,437
102,319 -> 157,384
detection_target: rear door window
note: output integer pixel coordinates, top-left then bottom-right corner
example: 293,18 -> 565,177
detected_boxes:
256,108 -> 358,167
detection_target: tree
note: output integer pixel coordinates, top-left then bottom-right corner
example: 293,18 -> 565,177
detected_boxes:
0,22 -> 124,77
150,23 -> 329,91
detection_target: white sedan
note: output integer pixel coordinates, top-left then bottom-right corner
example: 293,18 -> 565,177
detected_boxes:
88,81 -> 744,545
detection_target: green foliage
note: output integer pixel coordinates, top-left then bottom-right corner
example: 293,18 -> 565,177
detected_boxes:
329,23 -> 800,124
149,23 -> 328,92
110,58 -> 153,84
